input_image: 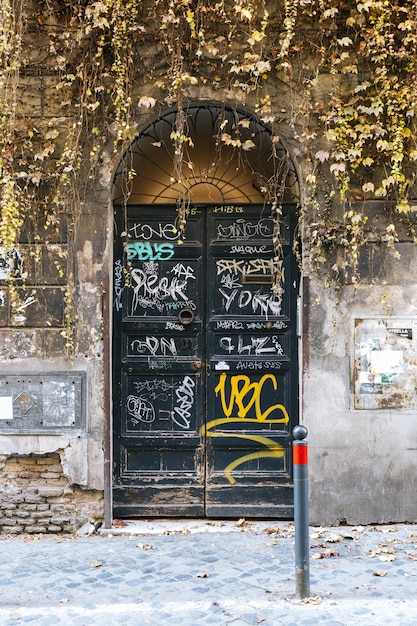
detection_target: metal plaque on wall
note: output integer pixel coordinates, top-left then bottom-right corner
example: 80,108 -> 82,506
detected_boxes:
0,373 -> 86,433
354,319 -> 417,410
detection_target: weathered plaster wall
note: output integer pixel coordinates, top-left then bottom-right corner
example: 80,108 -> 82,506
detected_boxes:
305,241 -> 417,524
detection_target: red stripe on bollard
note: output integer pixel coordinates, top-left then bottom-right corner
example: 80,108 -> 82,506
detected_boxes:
293,444 -> 308,465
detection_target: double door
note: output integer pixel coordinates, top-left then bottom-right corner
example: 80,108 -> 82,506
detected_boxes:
113,204 -> 299,517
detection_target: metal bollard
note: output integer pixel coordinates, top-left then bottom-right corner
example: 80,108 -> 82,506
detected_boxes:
292,424 -> 310,599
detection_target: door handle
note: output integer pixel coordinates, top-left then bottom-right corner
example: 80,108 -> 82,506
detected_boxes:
193,361 -> 202,369
178,307 -> 194,325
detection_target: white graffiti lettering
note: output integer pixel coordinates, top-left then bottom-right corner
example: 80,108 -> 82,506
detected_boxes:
172,263 -> 196,281
171,375 -> 195,429
230,245 -> 271,254
220,273 -> 241,290
130,336 -> 178,357
129,222 -> 180,241
219,335 -> 284,356
219,287 -> 282,317
246,321 -> 288,330
131,268 -> 189,313
216,320 -> 244,330
126,395 -> 155,423
217,218 -> 273,239
165,321 -> 185,331
236,361 -> 282,370
148,359 -> 172,370
216,258 -> 281,275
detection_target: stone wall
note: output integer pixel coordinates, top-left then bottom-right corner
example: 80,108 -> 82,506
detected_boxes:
0,454 -> 103,534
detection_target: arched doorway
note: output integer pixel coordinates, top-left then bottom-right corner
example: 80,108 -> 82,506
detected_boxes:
112,103 -> 300,517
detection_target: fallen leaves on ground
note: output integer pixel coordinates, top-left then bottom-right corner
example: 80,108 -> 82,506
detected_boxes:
325,534 -> 343,543
372,570 -> 388,577
263,524 -> 294,538
303,595 -> 322,605
90,560 -> 102,568
369,545 -> 396,562
136,543 -> 153,550
311,548 -> 339,559
406,550 -> 417,560
197,572 -> 209,578
236,518 -> 252,530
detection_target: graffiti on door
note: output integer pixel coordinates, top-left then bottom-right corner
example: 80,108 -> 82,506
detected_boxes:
126,376 -> 196,430
201,373 -> 289,484
215,258 -> 283,317
129,261 -> 197,315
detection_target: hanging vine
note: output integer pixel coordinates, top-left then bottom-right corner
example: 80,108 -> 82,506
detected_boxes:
0,0 -> 416,353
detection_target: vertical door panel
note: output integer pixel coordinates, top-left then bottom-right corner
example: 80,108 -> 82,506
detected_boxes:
205,205 -> 298,517
113,206 -> 205,517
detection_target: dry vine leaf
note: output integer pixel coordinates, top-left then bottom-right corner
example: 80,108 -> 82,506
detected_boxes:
303,595 -> 322,605
310,527 -> 330,539
312,548 -> 339,559
379,554 -> 395,562
90,560 -> 102,568
236,518 -> 252,530
197,572 -> 209,578
373,570 -> 388,577
136,543 -> 152,550
406,551 -> 417,560
325,534 -> 343,543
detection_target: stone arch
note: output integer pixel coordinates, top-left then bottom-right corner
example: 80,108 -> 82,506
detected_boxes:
112,102 -> 299,204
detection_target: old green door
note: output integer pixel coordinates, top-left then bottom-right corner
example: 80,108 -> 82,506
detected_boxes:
113,203 -> 299,518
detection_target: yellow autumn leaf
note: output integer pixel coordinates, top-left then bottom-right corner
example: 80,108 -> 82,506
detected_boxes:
379,554 -> 395,562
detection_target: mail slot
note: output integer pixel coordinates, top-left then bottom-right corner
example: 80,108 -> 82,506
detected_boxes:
242,274 -> 274,285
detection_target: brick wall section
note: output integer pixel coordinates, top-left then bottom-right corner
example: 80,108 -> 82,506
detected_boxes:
0,454 -> 103,534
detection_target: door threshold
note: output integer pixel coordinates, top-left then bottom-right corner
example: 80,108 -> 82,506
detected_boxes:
100,518 -> 295,536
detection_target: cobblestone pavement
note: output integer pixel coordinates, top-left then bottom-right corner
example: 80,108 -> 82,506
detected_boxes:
1,520 -> 417,625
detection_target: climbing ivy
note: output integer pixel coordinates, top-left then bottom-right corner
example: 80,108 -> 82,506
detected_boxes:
0,0 -> 416,344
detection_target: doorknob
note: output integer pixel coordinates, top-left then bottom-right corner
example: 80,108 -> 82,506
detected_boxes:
178,307 -> 194,325
193,361 -> 202,369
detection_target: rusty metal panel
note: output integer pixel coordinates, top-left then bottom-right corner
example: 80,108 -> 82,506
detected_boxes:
354,318 -> 417,409
0,372 -> 86,433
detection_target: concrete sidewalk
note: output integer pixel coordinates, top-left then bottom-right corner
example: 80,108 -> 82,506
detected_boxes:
1,520 -> 417,625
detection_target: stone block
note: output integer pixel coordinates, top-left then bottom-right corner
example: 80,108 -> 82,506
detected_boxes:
24,525 -> 47,533
47,524 -> 63,533
35,504 -> 51,512
38,488 -> 65,498
1,526 -> 23,533
24,494 -> 44,504
32,510 -> 52,519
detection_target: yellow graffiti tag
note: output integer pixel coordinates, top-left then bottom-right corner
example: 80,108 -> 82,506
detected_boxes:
201,420 -> 286,484
200,373 -> 290,484
214,373 -> 289,422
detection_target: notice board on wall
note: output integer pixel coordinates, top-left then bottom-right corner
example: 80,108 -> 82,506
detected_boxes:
354,319 -> 417,410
